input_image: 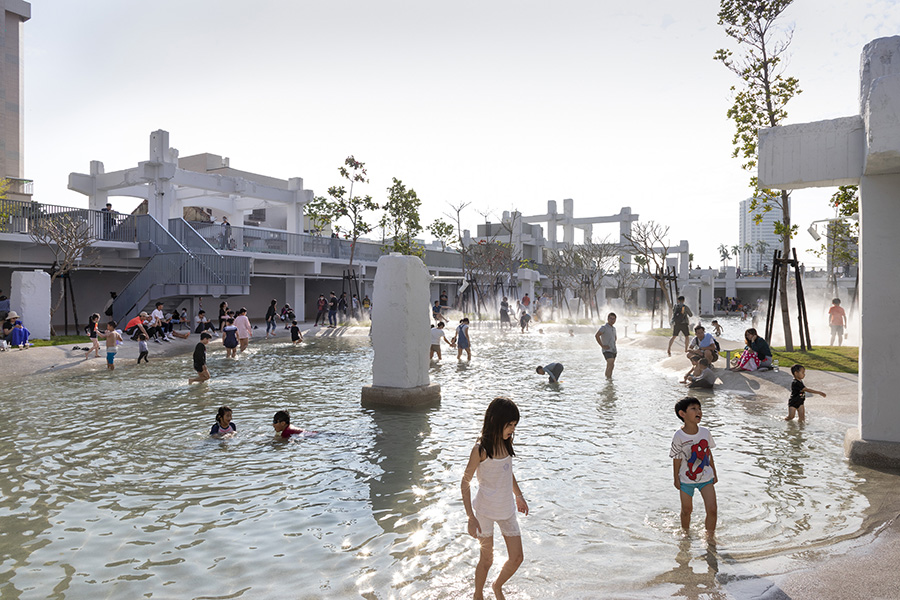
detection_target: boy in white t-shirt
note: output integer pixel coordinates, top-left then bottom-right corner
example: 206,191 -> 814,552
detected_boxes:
670,397 -> 718,536
429,322 -> 452,361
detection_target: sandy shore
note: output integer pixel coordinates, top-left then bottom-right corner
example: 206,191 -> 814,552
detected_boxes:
6,327 -> 899,599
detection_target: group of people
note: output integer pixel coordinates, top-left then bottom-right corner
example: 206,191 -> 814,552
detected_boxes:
314,291 -> 370,327
498,293 -> 550,333
207,406 -> 313,440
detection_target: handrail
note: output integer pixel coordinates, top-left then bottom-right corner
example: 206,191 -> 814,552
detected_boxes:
168,218 -> 219,255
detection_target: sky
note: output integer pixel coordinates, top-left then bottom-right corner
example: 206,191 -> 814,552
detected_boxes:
22,0 -> 900,268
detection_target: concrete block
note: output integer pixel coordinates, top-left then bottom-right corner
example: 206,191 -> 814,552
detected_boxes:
864,73 -> 900,175
11,270 -> 50,340
759,117 -> 864,190
845,428 -> 900,469
361,383 -> 442,408
370,254 -> 431,389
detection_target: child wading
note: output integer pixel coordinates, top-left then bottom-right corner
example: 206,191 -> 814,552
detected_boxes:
670,397 -> 718,537
461,397 -> 529,600
210,405 -> 236,438
787,363 -> 827,421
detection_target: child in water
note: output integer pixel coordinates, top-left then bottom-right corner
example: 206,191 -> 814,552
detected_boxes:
272,410 -> 308,439
670,397 -> 718,537
222,317 -> 239,358
290,319 -> 303,345
85,313 -> 101,359
210,405 -> 236,438
461,397 -> 529,600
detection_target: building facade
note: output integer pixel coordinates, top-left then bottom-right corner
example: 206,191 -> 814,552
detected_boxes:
738,197 -> 786,273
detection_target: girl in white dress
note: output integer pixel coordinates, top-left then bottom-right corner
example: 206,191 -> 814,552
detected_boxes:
461,397 -> 529,600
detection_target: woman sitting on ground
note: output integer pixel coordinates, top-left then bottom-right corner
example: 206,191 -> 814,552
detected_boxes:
731,328 -> 773,372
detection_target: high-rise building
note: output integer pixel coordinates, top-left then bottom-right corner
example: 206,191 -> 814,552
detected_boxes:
738,197 -> 786,273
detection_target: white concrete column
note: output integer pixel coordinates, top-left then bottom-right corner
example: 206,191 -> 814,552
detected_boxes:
546,200 -> 558,247
858,174 -> 900,443
725,267 -> 737,298
286,277 -> 306,322
563,198 -> 575,246
11,270 -> 50,340
699,270 -> 715,317
87,161 -> 108,211
682,284 -> 700,323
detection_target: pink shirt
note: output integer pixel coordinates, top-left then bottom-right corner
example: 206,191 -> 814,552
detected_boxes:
234,315 -> 252,338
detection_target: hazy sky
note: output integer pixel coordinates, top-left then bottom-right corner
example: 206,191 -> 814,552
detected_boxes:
23,0 -> 900,267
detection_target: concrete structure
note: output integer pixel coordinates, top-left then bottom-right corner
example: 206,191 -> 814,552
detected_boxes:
759,35 -> 900,466
361,254 -> 440,408
0,0 -> 30,201
738,197 -> 783,272
11,269 -> 49,339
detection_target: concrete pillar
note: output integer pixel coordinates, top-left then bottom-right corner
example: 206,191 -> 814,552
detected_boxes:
11,270 -> 50,340
517,267 -> 539,301
546,200 -> 558,248
725,267 -> 737,298
285,276 -> 306,322
679,242 -> 690,281
563,198 -> 574,246
362,254 -> 440,407
856,174 -> 900,444
682,284 -> 700,324
637,286 -> 648,310
87,161 -> 108,211
699,270 -> 715,317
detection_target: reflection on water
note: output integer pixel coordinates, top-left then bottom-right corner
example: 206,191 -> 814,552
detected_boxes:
0,328 -> 890,598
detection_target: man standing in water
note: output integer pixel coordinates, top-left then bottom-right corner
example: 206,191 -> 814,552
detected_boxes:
595,312 -> 617,378
667,295 -> 693,357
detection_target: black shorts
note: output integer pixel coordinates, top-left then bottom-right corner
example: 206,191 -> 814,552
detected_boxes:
788,397 -> 805,409
603,351 -> 617,360
689,379 -> 715,389
194,363 -> 206,373
672,322 -> 690,337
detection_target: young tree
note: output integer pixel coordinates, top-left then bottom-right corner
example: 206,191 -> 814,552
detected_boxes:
381,177 -> 423,257
623,221 -> 674,315
715,0 -> 801,348
718,244 -> 731,270
306,156 -> 379,270
427,218 -> 457,252
29,212 -> 98,319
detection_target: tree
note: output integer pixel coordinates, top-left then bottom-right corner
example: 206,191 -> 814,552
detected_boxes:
623,221 -> 674,315
755,239 -> 770,271
718,244 -> 731,269
29,211 -> 98,321
305,156 -> 379,270
381,177 -> 423,257
715,0 -> 801,349
730,244 -> 740,270
814,185 -> 859,295
427,218 -> 456,252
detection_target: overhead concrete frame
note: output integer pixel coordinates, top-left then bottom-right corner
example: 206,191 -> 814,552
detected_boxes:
759,35 -> 900,468
68,130 -> 313,234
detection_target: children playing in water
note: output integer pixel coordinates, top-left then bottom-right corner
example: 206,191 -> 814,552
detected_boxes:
210,406 -> 236,437
188,332 -> 212,384
290,320 -> 303,345
710,320 -> 723,337
787,364 -> 827,421
535,362 -> 563,383
85,313 -> 101,358
684,358 -> 716,389
430,322 -> 452,360
670,397 -> 717,536
137,334 -> 149,363
272,410 -> 307,439
461,397 -> 528,600
452,318 -> 471,361
98,320 -> 122,370
222,317 -> 238,358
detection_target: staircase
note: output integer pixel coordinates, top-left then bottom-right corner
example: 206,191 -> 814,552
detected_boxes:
111,216 -> 250,325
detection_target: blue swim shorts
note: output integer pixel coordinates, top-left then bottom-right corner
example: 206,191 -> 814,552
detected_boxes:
680,479 -> 714,497
106,349 -> 117,365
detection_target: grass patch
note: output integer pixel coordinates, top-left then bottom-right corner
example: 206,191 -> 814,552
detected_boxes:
770,346 -> 858,374
719,345 -> 858,374
646,328 -> 671,337
30,336 -> 90,347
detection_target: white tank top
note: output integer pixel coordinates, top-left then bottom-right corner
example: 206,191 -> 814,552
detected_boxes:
473,454 -> 515,520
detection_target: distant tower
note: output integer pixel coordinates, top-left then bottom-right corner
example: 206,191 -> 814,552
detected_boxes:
0,1 -> 30,199
738,197 -> 786,272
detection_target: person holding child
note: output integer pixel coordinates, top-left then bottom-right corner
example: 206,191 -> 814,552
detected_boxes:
786,364 -> 827,421
670,397 -> 718,536
461,397 -> 528,600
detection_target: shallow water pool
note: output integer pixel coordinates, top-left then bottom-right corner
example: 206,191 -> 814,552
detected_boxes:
0,325 -> 890,599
